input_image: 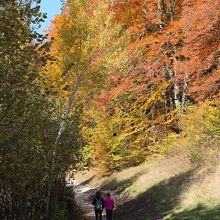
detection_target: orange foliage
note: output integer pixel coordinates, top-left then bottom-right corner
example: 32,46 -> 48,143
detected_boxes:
112,0 -> 220,102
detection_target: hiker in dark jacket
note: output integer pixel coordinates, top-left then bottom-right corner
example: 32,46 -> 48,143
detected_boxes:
92,191 -> 104,220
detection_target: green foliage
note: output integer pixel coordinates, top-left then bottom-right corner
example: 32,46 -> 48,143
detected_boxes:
0,1 -> 84,219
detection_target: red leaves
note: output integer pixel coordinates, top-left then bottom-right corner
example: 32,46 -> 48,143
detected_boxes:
95,76 -> 133,107
112,0 -> 160,37
124,0 -> 220,102
177,0 -> 220,101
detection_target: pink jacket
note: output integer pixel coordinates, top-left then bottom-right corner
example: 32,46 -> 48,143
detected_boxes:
104,196 -> 115,210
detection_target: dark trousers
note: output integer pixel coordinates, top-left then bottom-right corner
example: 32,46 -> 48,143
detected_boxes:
106,210 -> 113,220
95,210 -> 102,220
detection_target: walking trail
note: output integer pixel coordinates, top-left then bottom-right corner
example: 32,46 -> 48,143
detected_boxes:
71,174 -> 111,220
67,170 -> 108,220
67,170 -> 165,220
74,181 -> 98,220
68,176 -> 164,220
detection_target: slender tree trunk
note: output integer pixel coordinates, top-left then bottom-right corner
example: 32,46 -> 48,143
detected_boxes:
173,57 -> 180,109
46,77 -> 81,218
181,74 -> 188,113
160,0 -> 168,16
169,0 -> 176,21
157,0 -> 162,11
174,78 -> 179,108
159,0 -> 176,22
164,95 -> 168,120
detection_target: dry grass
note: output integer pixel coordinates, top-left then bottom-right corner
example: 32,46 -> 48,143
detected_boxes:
180,163 -> 220,208
74,148 -> 220,219
73,168 -> 104,187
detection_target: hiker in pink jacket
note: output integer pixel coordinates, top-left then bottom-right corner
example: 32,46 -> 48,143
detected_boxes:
104,193 -> 115,220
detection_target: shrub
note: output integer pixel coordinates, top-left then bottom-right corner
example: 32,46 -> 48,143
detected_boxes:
180,102 -> 220,164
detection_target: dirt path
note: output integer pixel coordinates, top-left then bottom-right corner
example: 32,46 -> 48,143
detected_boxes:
73,181 -> 107,220
74,182 -> 95,220
73,181 -> 164,220
70,174 -> 163,220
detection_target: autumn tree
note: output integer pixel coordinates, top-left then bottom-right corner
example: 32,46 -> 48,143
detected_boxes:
81,0 -> 220,171
41,0 -> 130,212
0,1 -> 84,219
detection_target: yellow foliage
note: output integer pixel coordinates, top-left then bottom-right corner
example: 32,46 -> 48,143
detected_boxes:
180,101 -> 220,164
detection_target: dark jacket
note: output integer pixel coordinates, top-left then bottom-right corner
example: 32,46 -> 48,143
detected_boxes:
92,197 -> 104,210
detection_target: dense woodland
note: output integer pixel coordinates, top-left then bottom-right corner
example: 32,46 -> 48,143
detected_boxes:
0,0 -> 220,219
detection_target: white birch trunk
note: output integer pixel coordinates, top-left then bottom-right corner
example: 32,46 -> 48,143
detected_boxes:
174,78 -> 180,108
173,57 -> 180,109
181,74 -> 188,113
46,77 -> 81,217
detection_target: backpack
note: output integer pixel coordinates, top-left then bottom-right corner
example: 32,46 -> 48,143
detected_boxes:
95,198 -> 102,210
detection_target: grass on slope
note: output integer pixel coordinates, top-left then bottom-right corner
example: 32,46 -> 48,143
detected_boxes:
99,153 -> 220,220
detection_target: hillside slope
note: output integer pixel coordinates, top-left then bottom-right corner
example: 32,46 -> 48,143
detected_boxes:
75,152 -> 220,220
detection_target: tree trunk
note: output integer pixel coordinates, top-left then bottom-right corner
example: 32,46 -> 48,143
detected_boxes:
181,74 -> 188,113
46,77 -> 81,218
159,0 -> 176,22
160,0 -> 168,17
169,0 -> 176,21
173,58 -> 180,109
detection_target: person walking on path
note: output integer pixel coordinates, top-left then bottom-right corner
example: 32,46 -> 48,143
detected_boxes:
104,192 -> 115,220
92,191 -> 104,220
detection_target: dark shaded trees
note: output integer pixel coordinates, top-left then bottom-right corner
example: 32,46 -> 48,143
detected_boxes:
0,1 -> 83,219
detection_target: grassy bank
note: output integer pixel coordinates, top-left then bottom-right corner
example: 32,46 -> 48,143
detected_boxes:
98,152 -> 220,220
75,151 -> 220,220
